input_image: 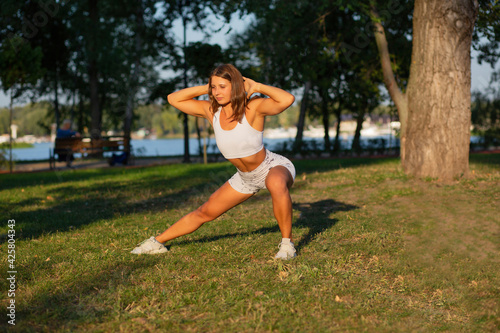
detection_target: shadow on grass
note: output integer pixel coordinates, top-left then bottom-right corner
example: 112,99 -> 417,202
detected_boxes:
0,166 -> 129,191
1,163 -> 235,243
294,155 -> 399,174
2,155 -> 386,243
292,199 -> 359,253
0,156 -> 399,191
173,198 -> 358,255
469,152 -> 500,167
9,256 -> 160,331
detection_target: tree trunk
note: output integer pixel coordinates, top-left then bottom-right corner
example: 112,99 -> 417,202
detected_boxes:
78,96 -> 84,134
54,69 -> 60,129
124,1 -> 144,146
181,15 -> 190,163
333,97 -> 342,154
405,0 -> 478,180
88,0 -> 100,140
195,117 -> 202,157
351,109 -> 365,154
371,7 -> 408,163
182,114 -> 190,162
9,92 -> 13,173
321,89 -> 331,152
294,81 -> 311,151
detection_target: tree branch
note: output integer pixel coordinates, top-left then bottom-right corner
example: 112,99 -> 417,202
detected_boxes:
370,7 -> 408,126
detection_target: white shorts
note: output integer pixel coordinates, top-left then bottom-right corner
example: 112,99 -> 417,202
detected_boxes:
228,149 -> 296,194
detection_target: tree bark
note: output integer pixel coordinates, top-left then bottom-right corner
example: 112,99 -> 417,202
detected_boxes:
405,0 -> 478,180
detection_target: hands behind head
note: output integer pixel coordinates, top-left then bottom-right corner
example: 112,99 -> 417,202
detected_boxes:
243,77 -> 260,98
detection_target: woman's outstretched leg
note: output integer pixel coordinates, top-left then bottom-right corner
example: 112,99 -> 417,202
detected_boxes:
131,182 -> 253,254
156,182 -> 253,242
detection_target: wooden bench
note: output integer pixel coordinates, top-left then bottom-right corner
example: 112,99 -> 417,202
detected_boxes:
49,136 -> 131,169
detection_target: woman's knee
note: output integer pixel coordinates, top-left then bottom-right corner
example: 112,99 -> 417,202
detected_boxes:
266,168 -> 292,194
192,204 -> 216,223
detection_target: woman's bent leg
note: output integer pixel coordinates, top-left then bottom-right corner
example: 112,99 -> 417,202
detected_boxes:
265,166 -> 294,240
156,182 -> 253,243
266,165 -> 297,259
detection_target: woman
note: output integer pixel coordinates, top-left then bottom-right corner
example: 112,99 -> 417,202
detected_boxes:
131,64 -> 297,259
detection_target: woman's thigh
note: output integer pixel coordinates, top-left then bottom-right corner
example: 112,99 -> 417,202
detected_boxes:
198,181 -> 254,220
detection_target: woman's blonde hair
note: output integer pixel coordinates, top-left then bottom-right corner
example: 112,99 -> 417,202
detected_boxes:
208,64 -> 247,123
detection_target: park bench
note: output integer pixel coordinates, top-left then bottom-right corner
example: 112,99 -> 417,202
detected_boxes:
49,136 -> 131,169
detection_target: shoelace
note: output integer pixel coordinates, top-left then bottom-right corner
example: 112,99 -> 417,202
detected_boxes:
278,242 -> 292,251
137,237 -> 155,247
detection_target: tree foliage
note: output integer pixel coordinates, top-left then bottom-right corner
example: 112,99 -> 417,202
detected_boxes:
0,36 -> 44,99
474,0 -> 500,66
1,0 -> 173,135
471,90 -> 500,147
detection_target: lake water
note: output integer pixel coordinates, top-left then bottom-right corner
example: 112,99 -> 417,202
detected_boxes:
7,135 -> 398,161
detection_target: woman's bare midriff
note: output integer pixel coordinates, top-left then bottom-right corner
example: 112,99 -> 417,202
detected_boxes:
227,147 -> 266,172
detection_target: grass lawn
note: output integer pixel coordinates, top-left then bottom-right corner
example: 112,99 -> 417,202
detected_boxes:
1,153 -> 499,332
0,142 -> 34,149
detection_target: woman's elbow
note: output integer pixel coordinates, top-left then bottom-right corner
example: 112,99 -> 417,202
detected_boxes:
167,93 -> 174,105
285,94 -> 295,108
167,93 -> 181,108
275,94 -> 295,114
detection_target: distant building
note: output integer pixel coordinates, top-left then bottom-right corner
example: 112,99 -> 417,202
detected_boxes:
10,124 -> 18,139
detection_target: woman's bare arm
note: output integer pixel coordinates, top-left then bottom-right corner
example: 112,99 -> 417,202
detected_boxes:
167,84 -> 211,118
244,78 -> 295,116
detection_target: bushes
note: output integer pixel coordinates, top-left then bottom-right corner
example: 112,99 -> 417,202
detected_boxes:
272,138 -> 401,158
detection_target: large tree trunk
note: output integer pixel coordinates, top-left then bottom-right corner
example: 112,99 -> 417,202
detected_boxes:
405,0 -> 478,180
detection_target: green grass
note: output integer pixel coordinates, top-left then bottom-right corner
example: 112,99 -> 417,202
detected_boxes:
1,154 -> 499,332
0,142 -> 34,149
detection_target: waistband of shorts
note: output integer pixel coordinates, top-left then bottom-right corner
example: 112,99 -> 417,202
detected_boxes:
236,149 -> 273,176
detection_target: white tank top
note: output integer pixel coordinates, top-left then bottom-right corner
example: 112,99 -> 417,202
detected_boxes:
213,108 -> 264,159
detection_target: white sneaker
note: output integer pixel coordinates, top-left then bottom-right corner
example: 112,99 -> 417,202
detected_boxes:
130,236 -> 168,254
275,240 -> 297,260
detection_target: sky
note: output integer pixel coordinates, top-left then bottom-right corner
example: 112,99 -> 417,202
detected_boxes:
0,14 -> 498,108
